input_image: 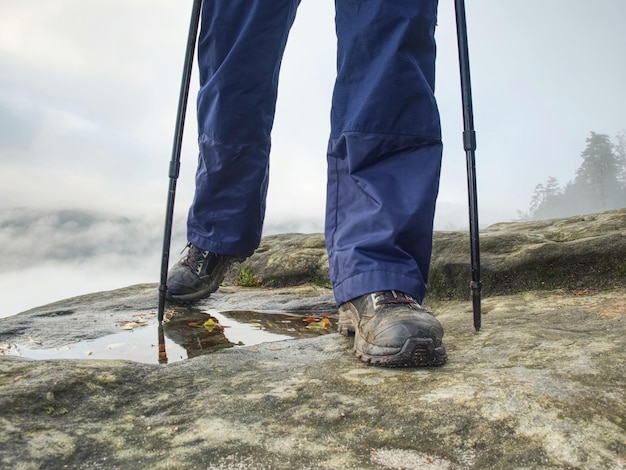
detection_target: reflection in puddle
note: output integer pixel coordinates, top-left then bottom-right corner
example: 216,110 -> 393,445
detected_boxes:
7,323 -> 187,364
10,309 -> 337,365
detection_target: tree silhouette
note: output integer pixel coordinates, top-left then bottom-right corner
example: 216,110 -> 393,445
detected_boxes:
573,132 -> 623,212
615,132 -> 626,189
529,177 -> 563,219
525,131 -> 626,220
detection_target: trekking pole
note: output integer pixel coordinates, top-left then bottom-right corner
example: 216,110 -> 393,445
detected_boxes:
454,0 -> 482,331
157,0 -> 202,323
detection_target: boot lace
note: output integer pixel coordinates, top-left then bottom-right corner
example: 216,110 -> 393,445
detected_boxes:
182,243 -> 214,275
374,290 -> 418,307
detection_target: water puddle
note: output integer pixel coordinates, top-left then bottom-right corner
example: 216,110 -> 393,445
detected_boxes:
2,308 -> 337,365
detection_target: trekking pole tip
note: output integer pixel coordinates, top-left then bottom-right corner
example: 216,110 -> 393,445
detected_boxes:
157,284 -> 168,323
471,280 -> 482,332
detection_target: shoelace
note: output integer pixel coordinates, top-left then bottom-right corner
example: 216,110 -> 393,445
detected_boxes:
374,290 -> 418,306
182,244 -> 210,271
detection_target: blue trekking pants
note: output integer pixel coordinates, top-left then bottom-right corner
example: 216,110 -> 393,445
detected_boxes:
188,0 -> 442,305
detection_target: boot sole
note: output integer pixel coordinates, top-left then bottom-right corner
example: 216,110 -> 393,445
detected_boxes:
338,317 -> 448,367
355,336 -> 448,367
165,280 -> 221,304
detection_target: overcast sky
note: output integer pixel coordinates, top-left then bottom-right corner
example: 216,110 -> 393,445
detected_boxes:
2,0 -> 625,230
1,1 -> 625,315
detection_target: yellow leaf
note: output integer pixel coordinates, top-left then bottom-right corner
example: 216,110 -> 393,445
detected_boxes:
203,318 -> 216,333
319,318 -> 332,329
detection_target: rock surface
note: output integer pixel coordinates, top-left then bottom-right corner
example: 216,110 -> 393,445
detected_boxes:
227,209 -> 626,299
1,209 -> 625,469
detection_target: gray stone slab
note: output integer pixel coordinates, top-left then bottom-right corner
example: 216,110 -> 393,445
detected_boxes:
1,285 -> 625,469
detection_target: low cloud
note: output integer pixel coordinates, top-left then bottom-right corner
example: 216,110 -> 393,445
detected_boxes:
0,207 -> 177,271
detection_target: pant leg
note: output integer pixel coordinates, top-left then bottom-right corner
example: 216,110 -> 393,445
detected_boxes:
188,0 -> 300,255
326,0 -> 442,305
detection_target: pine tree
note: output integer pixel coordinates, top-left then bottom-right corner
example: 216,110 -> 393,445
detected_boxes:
572,132 -> 623,212
529,183 -> 545,215
525,131 -> 626,220
615,132 -> 626,189
529,177 -> 563,219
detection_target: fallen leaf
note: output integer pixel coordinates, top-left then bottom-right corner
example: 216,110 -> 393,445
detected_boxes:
149,308 -> 176,317
148,308 -> 178,322
306,318 -> 332,331
28,336 -> 43,345
269,346 -> 290,351
318,318 -> 332,329
303,316 -> 319,323
116,320 -> 148,330
14,374 -> 29,383
571,289 -> 595,296
203,318 -> 224,333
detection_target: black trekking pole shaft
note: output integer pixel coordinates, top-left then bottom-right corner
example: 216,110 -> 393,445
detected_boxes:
454,0 -> 482,332
157,0 -> 202,323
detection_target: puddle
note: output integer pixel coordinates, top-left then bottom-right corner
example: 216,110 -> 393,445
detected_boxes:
3,308 -> 337,365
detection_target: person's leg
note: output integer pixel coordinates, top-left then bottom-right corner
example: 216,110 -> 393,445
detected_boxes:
327,0 -> 446,366
327,0 -> 442,306
189,0 -> 301,256
167,0 -> 300,302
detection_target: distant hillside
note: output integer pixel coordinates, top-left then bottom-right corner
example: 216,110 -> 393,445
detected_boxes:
0,207 -> 325,273
0,208 -> 185,273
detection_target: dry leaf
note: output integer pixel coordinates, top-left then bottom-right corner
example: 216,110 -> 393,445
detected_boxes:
319,318 -> 332,329
116,320 -> 148,330
572,289 -> 594,296
306,318 -> 331,331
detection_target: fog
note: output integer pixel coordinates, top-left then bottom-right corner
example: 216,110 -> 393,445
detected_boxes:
0,208 -> 325,317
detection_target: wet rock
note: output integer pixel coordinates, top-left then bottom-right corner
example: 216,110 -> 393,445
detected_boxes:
0,284 -> 336,352
1,209 -> 625,468
1,287 -> 625,469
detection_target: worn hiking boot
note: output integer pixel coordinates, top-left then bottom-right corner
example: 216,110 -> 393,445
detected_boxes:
338,290 -> 447,367
165,243 -> 250,303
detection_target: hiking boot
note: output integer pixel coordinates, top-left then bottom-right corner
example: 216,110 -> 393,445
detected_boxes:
338,290 -> 447,367
166,243 -> 250,303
